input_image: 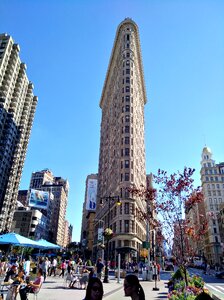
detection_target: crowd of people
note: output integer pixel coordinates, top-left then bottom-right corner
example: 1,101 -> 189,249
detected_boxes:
0,254 -> 154,300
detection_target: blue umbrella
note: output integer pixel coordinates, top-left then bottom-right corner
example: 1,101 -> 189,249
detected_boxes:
0,232 -> 40,248
35,239 -> 61,249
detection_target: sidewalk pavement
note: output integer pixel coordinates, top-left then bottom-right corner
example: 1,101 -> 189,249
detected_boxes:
34,275 -> 168,300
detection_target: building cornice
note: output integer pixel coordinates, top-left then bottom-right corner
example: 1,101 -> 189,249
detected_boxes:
100,18 -> 147,108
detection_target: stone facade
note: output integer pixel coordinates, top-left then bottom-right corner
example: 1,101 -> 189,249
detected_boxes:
0,33 -> 37,232
95,18 -> 147,262
200,147 -> 224,264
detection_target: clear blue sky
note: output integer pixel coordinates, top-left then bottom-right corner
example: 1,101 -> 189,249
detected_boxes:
1,0 -> 224,242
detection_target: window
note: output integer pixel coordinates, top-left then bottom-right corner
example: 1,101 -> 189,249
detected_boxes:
121,161 -> 123,169
132,220 -> 135,232
125,137 -> 130,144
125,173 -> 129,181
124,220 -> 129,233
120,205 -> 122,215
124,240 -> 129,246
125,126 -> 129,133
127,34 -> 130,41
125,189 -> 129,198
125,148 -> 129,156
126,95 -> 130,102
125,105 -> 130,112
126,86 -> 130,92
126,60 -> 130,66
126,69 -> 130,74
126,77 -> 130,83
120,174 -> 123,182
125,160 -> 129,168
124,203 -> 129,214
113,222 -> 117,233
126,52 -> 130,57
125,115 -> 130,122
214,228 -> 217,234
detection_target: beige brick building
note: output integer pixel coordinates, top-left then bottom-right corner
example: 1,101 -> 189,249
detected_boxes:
200,147 -> 224,264
0,33 -> 37,232
95,18 -> 147,263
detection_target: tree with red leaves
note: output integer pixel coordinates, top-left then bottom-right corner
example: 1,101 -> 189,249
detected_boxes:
128,167 -> 207,286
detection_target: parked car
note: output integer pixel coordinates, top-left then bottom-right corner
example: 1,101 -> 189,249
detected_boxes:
215,271 -> 224,279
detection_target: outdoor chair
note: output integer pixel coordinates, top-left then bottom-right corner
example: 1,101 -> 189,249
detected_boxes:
78,273 -> 89,289
28,283 -> 42,300
0,282 -> 9,300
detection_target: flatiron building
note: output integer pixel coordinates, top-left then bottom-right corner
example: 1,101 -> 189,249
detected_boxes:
95,18 -> 148,261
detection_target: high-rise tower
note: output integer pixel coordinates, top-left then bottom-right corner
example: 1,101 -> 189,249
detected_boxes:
0,34 -> 37,232
95,18 -> 147,261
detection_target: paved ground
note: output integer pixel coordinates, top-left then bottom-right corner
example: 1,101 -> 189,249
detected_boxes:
32,275 -> 168,300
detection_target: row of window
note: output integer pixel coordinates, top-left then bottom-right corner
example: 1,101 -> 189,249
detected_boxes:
122,86 -> 133,93
207,190 -> 222,196
205,169 -> 218,174
121,160 -> 134,169
205,176 -> 224,182
209,204 -> 220,211
120,173 -> 134,182
207,183 -> 224,189
209,198 -> 222,204
121,148 -> 134,157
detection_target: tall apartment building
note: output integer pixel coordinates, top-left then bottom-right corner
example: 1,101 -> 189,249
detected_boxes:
0,34 -> 37,232
200,146 -> 224,264
29,169 -> 69,246
95,18 -> 147,262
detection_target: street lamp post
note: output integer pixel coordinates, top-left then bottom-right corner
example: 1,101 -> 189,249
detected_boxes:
100,195 -> 121,283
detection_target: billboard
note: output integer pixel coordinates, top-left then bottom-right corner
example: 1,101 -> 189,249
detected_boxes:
86,178 -> 97,211
29,189 -> 49,210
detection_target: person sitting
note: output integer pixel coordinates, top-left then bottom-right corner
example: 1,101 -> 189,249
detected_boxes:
4,265 -> 18,283
19,269 -> 44,300
7,269 -> 25,299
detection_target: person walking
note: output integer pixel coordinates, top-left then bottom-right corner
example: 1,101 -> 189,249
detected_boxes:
124,274 -> 145,300
96,258 -> 104,280
59,260 -> 66,277
40,258 -> 48,282
50,258 -> 57,276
